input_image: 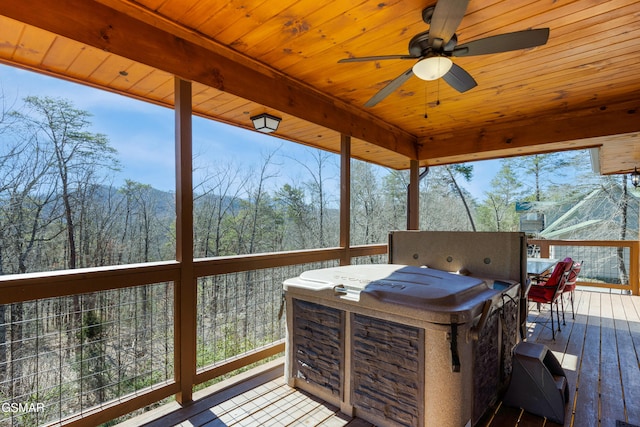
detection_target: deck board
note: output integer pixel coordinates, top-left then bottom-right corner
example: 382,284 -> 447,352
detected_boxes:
118,289 -> 640,427
573,291 -> 602,427
616,295 -> 640,426
601,294 -> 626,427
558,290 -> 588,424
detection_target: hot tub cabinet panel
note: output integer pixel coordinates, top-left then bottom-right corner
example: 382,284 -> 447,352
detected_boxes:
284,264 -> 521,427
351,313 -> 424,427
291,299 -> 344,398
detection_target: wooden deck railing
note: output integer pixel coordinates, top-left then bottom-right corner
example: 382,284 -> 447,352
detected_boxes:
1,239 -> 638,426
0,244 -> 388,427
528,239 -> 640,294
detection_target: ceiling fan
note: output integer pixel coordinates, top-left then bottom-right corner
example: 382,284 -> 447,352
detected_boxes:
338,0 -> 550,107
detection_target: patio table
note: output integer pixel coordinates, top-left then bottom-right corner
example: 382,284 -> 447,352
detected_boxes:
527,258 -> 558,279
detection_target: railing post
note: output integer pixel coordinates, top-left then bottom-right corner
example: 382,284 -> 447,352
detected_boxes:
538,241 -> 551,258
175,77 -> 196,405
631,240 -> 640,295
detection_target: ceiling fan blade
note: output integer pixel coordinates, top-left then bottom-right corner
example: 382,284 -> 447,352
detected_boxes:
452,28 -> 550,57
339,55 -> 418,63
364,68 -> 414,107
442,63 -> 477,93
428,0 -> 470,46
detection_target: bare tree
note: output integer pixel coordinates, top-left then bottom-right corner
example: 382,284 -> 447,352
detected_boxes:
7,97 -> 120,406
382,169 -> 409,231
419,167 -> 477,232
246,150 -> 281,254
351,161 -> 385,244
118,180 -> 165,263
283,149 -> 338,247
0,133 -> 59,274
0,107 -> 61,396
275,183 -> 311,248
443,165 -> 476,231
193,163 -> 246,257
14,96 -> 119,270
618,174 -> 630,284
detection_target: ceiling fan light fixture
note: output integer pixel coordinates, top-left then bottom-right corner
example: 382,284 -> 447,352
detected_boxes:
412,56 -> 453,81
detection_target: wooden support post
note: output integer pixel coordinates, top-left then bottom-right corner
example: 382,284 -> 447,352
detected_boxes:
174,77 -> 196,405
407,159 -> 420,230
631,240 -> 639,295
636,206 -> 640,294
538,241 -> 551,258
340,135 -> 351,266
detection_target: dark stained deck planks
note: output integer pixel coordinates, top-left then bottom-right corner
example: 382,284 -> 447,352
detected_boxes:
119,290 -> 640,427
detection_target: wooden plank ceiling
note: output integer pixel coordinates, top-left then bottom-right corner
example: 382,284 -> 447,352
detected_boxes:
0,0 -> 639,172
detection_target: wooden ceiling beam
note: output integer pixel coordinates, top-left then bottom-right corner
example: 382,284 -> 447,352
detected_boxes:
418,98 -> 640,165
598,134 -> 640,175
0,0 -> 417,159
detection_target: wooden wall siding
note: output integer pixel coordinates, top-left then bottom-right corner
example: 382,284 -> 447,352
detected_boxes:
1,1 -> 640,172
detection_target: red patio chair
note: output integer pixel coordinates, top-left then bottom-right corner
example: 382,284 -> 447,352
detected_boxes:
527,259 -> 572,340
561,260 -> 583,320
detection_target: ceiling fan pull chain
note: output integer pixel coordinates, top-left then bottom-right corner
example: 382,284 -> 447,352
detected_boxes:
424,83 -> 429,119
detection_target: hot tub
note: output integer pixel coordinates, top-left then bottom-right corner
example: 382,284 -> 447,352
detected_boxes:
284,263 -> 520,427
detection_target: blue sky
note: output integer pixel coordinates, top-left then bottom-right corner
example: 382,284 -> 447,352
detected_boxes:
458,159 -> 500,198
1,64 -> 177,190
0,63 -> 497,199
1,64 -> 343,193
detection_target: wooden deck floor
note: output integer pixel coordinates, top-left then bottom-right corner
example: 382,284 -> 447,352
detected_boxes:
119,289 -> 640,427
519,288 -> 640,427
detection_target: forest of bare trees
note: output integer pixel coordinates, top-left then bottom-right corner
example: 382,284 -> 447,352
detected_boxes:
0,93 -> 637,426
